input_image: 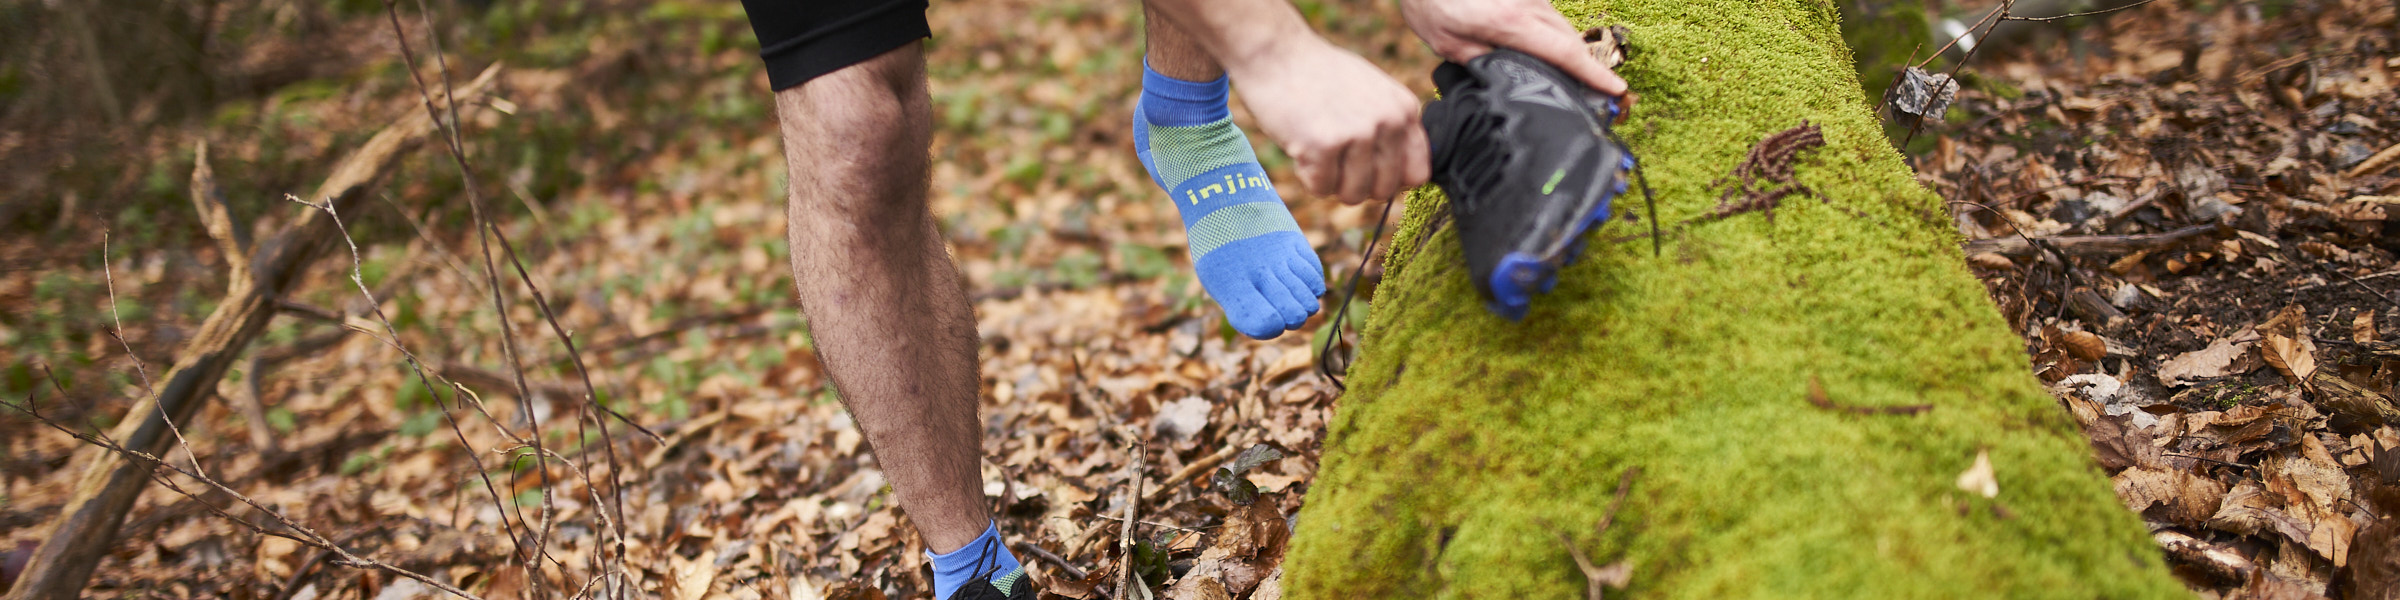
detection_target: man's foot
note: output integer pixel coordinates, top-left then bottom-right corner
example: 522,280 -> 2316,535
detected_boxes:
1133,61 -> 1325,340
929,522 -> 1032,600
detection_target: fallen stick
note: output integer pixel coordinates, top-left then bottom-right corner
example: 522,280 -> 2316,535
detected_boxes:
1959,224 -> 2219,259
1014,543 -> 1093,585
1141,434 -> 1251,507
2152,529 -> 2253,584
2346,140 -> 2400,179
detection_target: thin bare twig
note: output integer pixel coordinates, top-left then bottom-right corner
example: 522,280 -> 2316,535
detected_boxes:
381,5 -> 645,594
1117,433 -> 1147,599
103,231 -> 213,482
1915,0 -> 2009,70
1014,543 -> 1093,584
2000,0 -> 2165,22
1552,468 -> 1641,600
285,192 -> 543,590
1142,435 -> 1248,506
99,231 -> 156,400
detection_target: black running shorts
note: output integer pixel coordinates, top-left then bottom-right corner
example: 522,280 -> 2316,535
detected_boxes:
739,0 -> 931,91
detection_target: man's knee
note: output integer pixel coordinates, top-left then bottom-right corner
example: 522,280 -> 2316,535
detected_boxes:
774,43 -> 934,223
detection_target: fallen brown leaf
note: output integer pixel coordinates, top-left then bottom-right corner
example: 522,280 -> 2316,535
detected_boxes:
668,549 -> 718,600
2347,141 -> 2400,178
824,580 -> 889,600
2113,466 -> 2228,527
2158,329 -> 2262,387
2346,515 -> 2400,600
2208,481 -> 2282,538
2259,305 -> 2319,388
1162,575 -> 1233,600
1249,567 -> 1284,600
1166,499 -> 1289,600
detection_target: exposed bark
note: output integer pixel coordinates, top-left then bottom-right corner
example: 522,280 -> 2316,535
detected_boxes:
1282,1 -> 2183,597
4,65 -> 502,600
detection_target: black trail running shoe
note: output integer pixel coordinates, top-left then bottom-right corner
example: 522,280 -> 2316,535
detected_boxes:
951,567 -> 1036,600
1422,48 -> 1634,320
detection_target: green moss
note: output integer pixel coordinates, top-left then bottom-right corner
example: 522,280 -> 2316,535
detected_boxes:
1282,1 -> 2184,598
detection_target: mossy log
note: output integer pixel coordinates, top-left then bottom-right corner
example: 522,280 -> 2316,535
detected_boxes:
1280,1 -> 2186,598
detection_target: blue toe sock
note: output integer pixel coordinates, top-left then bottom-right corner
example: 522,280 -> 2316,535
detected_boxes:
1134,61 -> 1324,339
927,521 -> 1024,600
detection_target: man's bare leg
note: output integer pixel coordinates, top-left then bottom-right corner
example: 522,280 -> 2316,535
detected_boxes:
772,44 -> 989,555
1144,7 -> 1223,82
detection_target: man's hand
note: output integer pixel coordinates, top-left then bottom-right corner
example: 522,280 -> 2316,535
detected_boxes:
1225,37 -> 1429,204
1399,0 -> 1627,96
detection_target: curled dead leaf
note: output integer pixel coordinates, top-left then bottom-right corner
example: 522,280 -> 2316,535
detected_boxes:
2259,306 -> 2319,387
1967,252 -> 2017,271
2061,330 -> 2107,362
1261,348 -> 1316,384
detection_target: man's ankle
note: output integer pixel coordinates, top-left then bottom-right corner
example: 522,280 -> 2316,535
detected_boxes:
1139,60 -> 1232,127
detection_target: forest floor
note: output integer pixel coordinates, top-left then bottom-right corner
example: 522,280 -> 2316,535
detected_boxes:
0,0 -> 2395,599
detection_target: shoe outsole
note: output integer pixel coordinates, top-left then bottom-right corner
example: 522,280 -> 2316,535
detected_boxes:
1483,153 -> 1636,320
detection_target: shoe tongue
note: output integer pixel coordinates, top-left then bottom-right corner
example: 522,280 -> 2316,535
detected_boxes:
1432,61 -> 1474,95
1422,99 -> 1463,172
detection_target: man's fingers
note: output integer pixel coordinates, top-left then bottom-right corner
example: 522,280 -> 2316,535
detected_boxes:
1399,118 -> 1431,190
1505,26 -> 1627,95
1368,146 -> 1403,202
1296,148 -> 1341,199
1437,38 -> 1495,64
1337,139 -> 1377,204
1372,114 -> 1418,199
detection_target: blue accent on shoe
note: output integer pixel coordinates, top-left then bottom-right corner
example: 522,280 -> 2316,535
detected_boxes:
928,522 -> 1023,600
1136,60 -> 1323,339
1487,252 -> 1552,321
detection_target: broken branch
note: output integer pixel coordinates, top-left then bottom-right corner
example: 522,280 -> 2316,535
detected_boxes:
1960,224 -> 2220,259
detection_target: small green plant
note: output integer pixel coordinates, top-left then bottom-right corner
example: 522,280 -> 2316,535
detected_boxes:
339,444 -> 394,475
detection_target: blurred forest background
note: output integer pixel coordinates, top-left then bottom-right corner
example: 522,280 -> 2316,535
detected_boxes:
2,0 -> 2397,598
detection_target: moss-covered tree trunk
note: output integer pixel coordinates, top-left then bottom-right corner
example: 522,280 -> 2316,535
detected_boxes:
1281,1 -> 2186,598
